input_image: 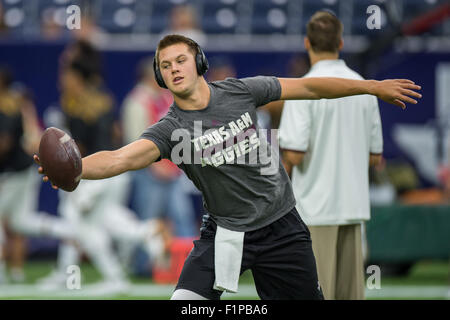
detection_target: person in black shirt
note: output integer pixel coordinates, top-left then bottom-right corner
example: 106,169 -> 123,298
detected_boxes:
0,67 -> 33,173
0,66 -> 34,283
0,67 -> 76,283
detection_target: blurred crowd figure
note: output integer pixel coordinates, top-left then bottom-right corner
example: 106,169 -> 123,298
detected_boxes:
0,66 -> 40,283
442,166 -> 450,201
39,4 -> 108,44
36,40 -> 171,293
260,53 -> 310,129
207,55 -> 272,131
368,159 -> 397,206
70,15 -> 109,46
0,3 -> 7,37
121,56 -> 198,275
438,149 -> 450,201
369,156 -> 450,205
0,66 -> 76,284
206,56 -> 237,82
161,4 -> 207,46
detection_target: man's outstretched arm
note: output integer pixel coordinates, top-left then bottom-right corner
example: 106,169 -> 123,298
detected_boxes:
81,139 -> 160,179
278,78 -> 422,109
34,139 -> 160,186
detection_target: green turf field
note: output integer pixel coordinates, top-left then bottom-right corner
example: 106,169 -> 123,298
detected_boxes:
0,259 -> 448,299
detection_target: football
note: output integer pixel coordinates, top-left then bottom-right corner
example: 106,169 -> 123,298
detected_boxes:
38,127 -> 82,192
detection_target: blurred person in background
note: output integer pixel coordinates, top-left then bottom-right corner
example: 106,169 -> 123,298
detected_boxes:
40,6 -> 66,41
59,39 -> 122,148
0,67 -> 76,283
121,56 -> 197,275
261,54 -> 310,129
0,3 -> 8,37
369,158 -> 396,206
39,44 -> 169,293
71,14 -> 109,47
2,86 -> 41,283
161,4 -> 207,46
0,66 -> 37,284
207,56 -> 272,132
445,172 -> 450,201
279,11 -> 384,300
286,54 -> 311,80
40,5 -> 107,42
206,56 -> 237,82
438,147 -> 450,201
59,39 -> 104,91
444,163 -> 450,201
438,170 -> 450,201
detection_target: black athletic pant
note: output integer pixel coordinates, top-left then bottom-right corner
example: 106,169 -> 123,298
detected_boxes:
175,207 -> 324,300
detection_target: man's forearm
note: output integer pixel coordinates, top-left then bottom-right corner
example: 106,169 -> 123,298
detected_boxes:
82,150 -> 127,180
303,78 -> 377,100
279,77 -> 376,100
81,139 -> 159,180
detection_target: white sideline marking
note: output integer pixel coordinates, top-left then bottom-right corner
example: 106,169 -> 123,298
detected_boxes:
365,285 -> 450,299
0,284 -> 448,299
0,283 -> 258,299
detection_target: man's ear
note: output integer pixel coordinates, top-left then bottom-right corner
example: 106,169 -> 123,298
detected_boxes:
304,37 -> 310,50
339,38 -> 344,51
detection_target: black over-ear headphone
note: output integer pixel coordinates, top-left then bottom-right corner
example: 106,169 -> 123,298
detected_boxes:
153,39 -> 209,89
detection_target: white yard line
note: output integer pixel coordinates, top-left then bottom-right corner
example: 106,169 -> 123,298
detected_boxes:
365,285 -> 450,299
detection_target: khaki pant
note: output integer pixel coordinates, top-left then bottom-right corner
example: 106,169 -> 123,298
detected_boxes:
309,224 -> 365,300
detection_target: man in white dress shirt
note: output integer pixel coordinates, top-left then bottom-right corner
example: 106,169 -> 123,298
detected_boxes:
279,11 -> 384,300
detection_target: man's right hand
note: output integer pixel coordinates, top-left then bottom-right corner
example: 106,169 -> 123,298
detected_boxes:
372,79 -> 421,109
33,154 -> 59,190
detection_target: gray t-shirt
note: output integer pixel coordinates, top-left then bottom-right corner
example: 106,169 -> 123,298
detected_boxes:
140,76 -> 296,232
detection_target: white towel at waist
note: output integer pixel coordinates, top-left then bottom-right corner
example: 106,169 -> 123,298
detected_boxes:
213,225 -> 245,293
